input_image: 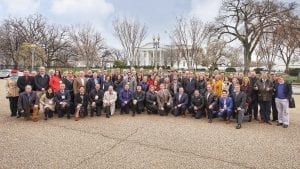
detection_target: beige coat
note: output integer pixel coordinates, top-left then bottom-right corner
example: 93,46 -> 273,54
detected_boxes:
73,77 -> 87,94
6,78 -> 19,97
156,89 -> 173,109
39,93 -> 56,112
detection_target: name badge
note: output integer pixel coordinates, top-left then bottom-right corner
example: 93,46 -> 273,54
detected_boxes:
62,95 -> 65,99
49,100 -> 53,104
95,95 -> 99,100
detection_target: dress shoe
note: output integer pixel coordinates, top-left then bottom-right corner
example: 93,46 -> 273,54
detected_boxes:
17,115 -> 21,118
277,123 -> 283,126
266,121 -> 272,125
44,117 -> 48,120
236,124 -> 242,129
106,114 -> 110,118
283,124 -> 288,128
75,117 -> 79,121
208,119 -> 212,123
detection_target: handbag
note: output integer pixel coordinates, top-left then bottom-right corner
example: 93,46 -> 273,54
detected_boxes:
289,97 -> 295,108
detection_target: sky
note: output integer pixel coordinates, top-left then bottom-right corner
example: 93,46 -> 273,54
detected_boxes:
0,0 -> 297,49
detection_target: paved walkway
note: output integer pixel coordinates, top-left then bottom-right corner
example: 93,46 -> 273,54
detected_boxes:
0,79 -> 299,169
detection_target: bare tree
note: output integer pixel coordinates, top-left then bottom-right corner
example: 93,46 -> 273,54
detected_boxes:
112,16 -> 147,65
202,38 -> 227,70
170,16 -> 209,69
216,0 -> 297,73
226,46 -> 243,67
69,24 -> 105,69
276,15 -> 300,73
255,31 -> 279,73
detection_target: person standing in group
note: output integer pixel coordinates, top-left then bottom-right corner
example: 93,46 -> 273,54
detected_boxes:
132,85 -> 145,116
274,74 -> 293,128
214,74 -> 223,97
17,85 -> 39,122
17,69 -> 35,94
39,87 -> 56,120
254,72 -> 273,125
55,83 -> 71,119
86,72 -> 100,94
232,84 -> 247,129
205,84 -> 218,123
103,85 -> 117,118
183,72 -> 196,107
73,71 -> 87,94
6,69 -> 19,117
49,70 -> 61,93
34,66 -> 50,98
249,71 -> 259,121
157,83 -> 173,116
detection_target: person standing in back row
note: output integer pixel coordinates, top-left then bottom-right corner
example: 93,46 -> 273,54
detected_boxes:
34,67 -> 50,98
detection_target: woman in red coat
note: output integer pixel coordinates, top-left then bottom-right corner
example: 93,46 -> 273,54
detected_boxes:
49,70 -> 61,93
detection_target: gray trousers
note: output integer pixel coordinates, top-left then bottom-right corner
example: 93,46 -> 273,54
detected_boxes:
237,109 -> 245,125
275,98 -> 289,125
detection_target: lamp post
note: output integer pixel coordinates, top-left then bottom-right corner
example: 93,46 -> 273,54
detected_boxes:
30,44 -> 36,71
153,34 -> 160,68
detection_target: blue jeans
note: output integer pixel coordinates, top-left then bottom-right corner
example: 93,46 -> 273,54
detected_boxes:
259,101 -> 271,122
218,110 -> 232,120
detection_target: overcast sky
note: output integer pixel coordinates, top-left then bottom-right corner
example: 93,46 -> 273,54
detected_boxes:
0,0 -> 297,49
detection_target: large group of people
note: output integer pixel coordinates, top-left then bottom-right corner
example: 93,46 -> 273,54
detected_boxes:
6,66 -> 293,129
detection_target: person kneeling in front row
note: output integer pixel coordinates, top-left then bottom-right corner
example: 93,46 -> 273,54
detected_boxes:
218,90 -> 233,124
17,85 -> 39,122
173,87 -> 188,117
74,86 -> 89,121
39,87 -> 56,120
189,90 -> 205,119
89,84 -> 104,117
103,86 -> 117,118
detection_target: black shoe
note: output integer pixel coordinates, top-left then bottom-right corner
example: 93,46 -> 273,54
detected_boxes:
17,115 -> 21,118
277,123 -> 283,126
236,124 -> 241,129
283,124 -> 288,128
44,117 -> 48,120
106,114 -> 110,118
132,113 -> 135,117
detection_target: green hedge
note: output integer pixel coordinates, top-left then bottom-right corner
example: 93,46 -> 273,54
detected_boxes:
288,68 -> 300,76
225,67 -> 236,72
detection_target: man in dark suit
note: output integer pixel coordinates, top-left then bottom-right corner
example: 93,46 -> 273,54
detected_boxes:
132,85 -> 145,116
183,72 -> 197,107
17,70 -> 35,93
17,85 -> 39,122
232,84 -> 247,129
86,72 -> 100,94
205,84 -> 218,123
89,84 -> 104,117
55,83 -> 71,119
173,87 -> 188,117
34,67 -> 50,97
189,90 -> 205,119
218,90 -> 233,123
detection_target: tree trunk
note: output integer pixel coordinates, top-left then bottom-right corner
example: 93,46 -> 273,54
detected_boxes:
243,46 -> 251,74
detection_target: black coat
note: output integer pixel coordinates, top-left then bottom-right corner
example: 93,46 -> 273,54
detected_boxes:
34,74 -> 50,91
86,78 -> 100,94
89,89 -> 104,105
204,92 -> 218,109
62,78 -> 74,92
168,82 -> 182,97
74,93 -> 89,108
145,91 -> 157,106
196,80 -> 207,96
17,76 -> 35,93
191,95 -> 205,110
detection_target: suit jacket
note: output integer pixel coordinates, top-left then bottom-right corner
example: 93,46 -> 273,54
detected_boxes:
86,77 -> 100,94
17,76 -> 35,93
34,74 -> 50,91
157,89 -> 173,109
196,80 -> 207,96
62,78 -> 74,94
89,89 -> 104,105
219,97 -> 233,112
173,93 -> 188,107
73,77 -> 87,94
255,79 -> 273,101
54,90 -> 71,105
17,91 -> 39,113
133,91 -> 145,103
119,89 -> 133,104
232,91 -> 247,110
183,78 -> 197,94
74,93 -> 89,108
204,92 -> 218,109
